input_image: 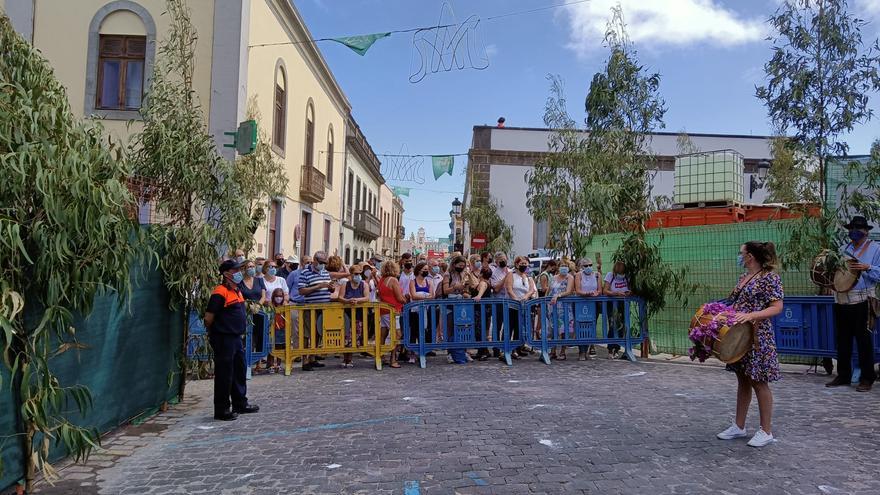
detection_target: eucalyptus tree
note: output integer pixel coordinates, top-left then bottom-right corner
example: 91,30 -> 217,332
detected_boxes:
1,14 -> 139,490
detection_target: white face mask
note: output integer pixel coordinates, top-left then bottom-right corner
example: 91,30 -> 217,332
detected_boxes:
273,297 -> 283,305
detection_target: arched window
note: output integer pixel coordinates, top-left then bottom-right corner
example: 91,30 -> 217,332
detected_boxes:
326,125 -> 334,186
85,1 -> 156,119
344,245 -> 351,265
273,61 -> 287,152
305,101 -> 315,167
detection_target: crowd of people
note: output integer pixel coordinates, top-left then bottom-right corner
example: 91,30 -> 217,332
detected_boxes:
220,248 -> 640,372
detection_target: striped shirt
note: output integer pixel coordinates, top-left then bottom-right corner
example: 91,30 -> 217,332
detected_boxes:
298,265 -> 332,304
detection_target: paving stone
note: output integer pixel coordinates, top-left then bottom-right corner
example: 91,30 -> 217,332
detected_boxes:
28,356 -> 880,495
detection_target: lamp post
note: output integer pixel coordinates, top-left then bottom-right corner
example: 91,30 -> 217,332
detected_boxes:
749,160 -> 771,199
451,197 -> 463,253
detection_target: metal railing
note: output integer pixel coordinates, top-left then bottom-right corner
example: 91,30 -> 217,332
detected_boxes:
354,209 -> 381,240
300,165 -> 326,203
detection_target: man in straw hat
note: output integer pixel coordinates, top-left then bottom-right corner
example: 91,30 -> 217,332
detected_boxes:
826,215 -> 879,392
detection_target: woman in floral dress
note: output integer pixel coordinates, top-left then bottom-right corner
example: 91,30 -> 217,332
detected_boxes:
716,241 -> 784,448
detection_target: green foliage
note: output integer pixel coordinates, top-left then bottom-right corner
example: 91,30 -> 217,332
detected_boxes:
131,0 -> 228,315
461,197 -> 513,255
227,97 -> 289,254
838,139 -> 880,224
758,0 -> 880,269
526,7 -> 666,258
1,13 -> 139,488
527,6 -> 692,317
765,136 -> 820,203
756,0 -> 880,203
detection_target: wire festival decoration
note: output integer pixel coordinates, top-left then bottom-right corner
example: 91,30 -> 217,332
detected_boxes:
408,2 -> 490,84
381,144 -> 427,185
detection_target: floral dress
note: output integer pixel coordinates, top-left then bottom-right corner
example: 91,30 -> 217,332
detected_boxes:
726,271 -> 783,382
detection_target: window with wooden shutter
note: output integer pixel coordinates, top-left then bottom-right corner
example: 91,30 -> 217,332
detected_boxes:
326,127 -> 334,186
96,34 -> 146,110
273,68 -> 286,151
305,103 -> 315,167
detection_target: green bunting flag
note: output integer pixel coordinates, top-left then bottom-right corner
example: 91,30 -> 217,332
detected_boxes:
391,186 -> 410,197
431,155 -> 454,180
330,32 -> 392,56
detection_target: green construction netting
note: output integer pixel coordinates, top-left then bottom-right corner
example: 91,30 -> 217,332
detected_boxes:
0,364 -> 21,491
1,258 -> 182,491
584,220 -> 813,355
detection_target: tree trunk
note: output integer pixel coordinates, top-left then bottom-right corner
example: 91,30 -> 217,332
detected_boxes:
177,304 -> 190,400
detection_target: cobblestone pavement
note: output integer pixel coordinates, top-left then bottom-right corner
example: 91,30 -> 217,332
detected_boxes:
32,354 -> 880,495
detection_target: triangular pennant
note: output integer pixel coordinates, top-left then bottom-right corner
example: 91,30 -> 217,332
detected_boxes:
391,186 -> 410,197
330,32 -> 392,56
432,155 -> 454,180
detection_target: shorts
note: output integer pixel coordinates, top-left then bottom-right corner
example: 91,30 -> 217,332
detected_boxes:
381,314 -> 399,329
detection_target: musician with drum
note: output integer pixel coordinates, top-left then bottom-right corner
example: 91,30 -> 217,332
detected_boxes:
716,241 -> 784,448
826,216 -> 879,393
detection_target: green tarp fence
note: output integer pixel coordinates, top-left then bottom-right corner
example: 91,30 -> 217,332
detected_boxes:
584,219 -> 813,355
1,259 -> 182,491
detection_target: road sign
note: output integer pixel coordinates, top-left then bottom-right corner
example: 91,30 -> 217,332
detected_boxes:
471,234 -> 487,250
223,119 -> 257,155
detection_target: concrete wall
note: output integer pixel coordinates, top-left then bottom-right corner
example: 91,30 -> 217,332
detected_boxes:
27,0 -> 216,141
247,0 -> 348,260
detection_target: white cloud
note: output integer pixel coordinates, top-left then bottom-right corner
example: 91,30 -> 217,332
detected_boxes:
563,0 -> 767,55
857,0 -> 880,15
485,44 -> 499,58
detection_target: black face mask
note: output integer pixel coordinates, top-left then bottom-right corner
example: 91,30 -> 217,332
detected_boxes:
404,263 -> 413,270
291,264 -> 299,271
420,271 -> 429,277
454,266 -> 465,272
517,265 -> 528,273
498,261 -> 507,268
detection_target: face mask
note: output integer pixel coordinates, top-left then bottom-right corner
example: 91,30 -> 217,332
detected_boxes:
317,263 -> 326,272
421,271 -> 429,277
352,275 -> 362,283
276,258 -> 284,265
498,261 -> 507,268
849,230 -> 866,242
454,266 -> 465,272
291,264 -> 299,271
235,256 -> 245,264
273,297 -> 283,305
517,265 -> 528,273
246,268 -> 256,277
474,262 -> 482,270
268,268 -> 277,277
231,271 -> 244,284
737,254 -> 745,268
559,267 -> 570,276
583,266 -> 593,275
364,269 -> 372,278
404,263 -> 413,270
432,266 -> 440,274
375,262 -> 382,271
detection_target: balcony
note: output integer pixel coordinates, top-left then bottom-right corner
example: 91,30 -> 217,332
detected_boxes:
354,210 -> 381,241
397,225 -> 406,239
300,166 -> 325,203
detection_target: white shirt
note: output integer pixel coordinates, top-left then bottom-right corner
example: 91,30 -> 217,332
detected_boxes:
604,272 -> 629,294
490,265 -> 510,297
399,271 -> 416,296
429,273 -> 444,297
263,275 -> 289,299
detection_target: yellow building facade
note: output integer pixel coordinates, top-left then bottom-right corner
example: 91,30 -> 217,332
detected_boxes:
2,0 -> 393,260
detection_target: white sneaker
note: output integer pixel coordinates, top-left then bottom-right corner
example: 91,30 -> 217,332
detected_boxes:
447,355 -> 454,364
716,424 -> 747,440
747,429 -> 775,447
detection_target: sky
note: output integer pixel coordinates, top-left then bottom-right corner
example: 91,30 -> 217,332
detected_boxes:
294,0 -> 880,239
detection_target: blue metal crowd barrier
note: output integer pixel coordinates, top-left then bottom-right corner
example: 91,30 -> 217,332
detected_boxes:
186,311 -> 211,361
401,298 -> 523,367
187,310 -> 271,376
524,296 -> 648,364
773,296 -> 880,381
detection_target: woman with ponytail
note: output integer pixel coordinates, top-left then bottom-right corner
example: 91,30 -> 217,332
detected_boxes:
716,241 -> 784,448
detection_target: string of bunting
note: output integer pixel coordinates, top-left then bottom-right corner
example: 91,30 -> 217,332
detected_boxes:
248,0 -> 590,56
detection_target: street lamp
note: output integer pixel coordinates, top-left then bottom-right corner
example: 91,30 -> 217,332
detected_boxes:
452,197 -> 462,216
749,160 -> 771,199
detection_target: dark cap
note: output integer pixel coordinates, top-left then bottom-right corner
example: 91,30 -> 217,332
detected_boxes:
370,254 -> 384,262
844,215 -> 874,230
219,259 -> 244,274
